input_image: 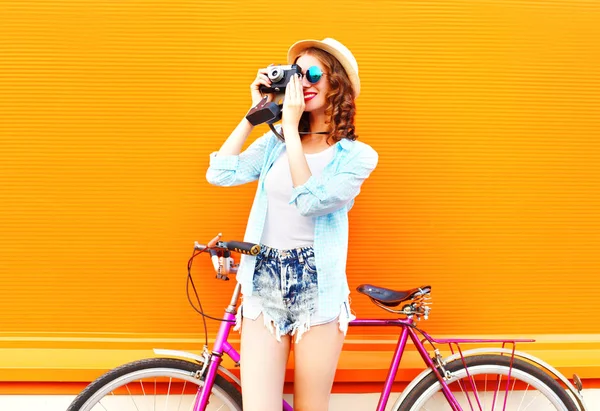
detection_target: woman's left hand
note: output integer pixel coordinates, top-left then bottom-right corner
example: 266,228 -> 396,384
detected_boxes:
282,73 -> 305,134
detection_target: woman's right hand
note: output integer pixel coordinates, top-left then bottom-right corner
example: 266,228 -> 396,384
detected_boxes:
250,67 -> 275,107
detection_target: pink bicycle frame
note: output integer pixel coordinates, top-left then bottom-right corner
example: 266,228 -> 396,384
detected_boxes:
348,319 -> 534,411
349,318 -> 465,411
191,284 -> 532,411
190,281 -> 296,411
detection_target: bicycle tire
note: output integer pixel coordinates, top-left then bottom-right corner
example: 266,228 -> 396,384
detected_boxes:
66,357 -> 243,411
396,354 -> 578,411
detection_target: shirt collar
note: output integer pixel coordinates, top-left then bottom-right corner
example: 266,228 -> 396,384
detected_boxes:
338,138 -> 353,151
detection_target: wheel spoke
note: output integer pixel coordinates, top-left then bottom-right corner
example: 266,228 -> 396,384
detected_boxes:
125,385 -> 141,411
187,396 -> 195,411
164,377 -> 172,411
492,373 -> 502,410
505,377 -> 517,411
455,372 -> 482,410
66,358 -> 242,411
483,373 -> 487,410
176,381 -> 187,411
399,355 -> 576,410
457,378 -> 475,410
469,375 -> 484,411
138,380 -> 146,411
521,390 -> 544,411
516,383 -> 530,410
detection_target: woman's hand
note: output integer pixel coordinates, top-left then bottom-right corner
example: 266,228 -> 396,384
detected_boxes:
282,73 -> 310,185
282,73 -> 305,134
250,67 -> 275,107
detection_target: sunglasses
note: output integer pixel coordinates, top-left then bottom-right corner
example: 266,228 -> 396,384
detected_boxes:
302,65 -> 327,84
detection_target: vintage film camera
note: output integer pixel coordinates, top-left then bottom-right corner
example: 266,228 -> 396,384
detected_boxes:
259,64 -> 302,93
246,64 -> 303,126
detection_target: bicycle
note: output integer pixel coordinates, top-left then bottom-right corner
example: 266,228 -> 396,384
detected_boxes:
67,234 -> 589,411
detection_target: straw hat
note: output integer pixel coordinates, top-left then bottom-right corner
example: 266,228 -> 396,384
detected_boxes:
287,37 -> 360,98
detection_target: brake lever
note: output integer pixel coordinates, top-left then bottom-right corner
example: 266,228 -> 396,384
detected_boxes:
207,233 -> 222,248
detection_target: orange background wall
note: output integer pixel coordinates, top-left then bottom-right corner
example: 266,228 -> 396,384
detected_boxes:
1,0 -> 599,347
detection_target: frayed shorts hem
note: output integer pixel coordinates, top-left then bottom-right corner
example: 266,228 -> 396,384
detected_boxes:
234,296 -> 355,343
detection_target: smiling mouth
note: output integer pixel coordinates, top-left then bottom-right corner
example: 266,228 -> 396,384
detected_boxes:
304,93 -> 317,101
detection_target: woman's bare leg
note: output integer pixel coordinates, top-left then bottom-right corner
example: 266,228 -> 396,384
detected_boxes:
293,320 -> 345,411
240,314 -> 291,411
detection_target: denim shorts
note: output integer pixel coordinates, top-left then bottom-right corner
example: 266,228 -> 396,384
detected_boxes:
234,244 -> 354,343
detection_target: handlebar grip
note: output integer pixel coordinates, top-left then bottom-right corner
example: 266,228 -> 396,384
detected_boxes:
221,241 -> 261,256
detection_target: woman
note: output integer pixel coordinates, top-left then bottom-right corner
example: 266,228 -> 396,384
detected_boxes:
206,37 -> 378,411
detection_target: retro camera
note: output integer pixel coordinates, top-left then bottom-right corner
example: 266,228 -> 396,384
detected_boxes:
259,64 -> 302,93
246,64 -> 302,127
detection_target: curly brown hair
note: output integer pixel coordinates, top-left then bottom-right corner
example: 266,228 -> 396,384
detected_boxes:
294,47 -> 358,144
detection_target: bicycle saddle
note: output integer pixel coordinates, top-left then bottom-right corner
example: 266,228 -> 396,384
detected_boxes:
357,284 -> 431,307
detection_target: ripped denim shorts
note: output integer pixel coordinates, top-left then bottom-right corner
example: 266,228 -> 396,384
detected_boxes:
234,244 -> 354,343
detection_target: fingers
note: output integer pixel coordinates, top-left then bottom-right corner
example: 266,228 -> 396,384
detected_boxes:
251,70 -> 271,89
281,74 -> 305,130
287,73 -> 296,101
252,74 -> 271,89
294,74 -> 304,108
250,68 -> 275,106
285,74 -> 303,105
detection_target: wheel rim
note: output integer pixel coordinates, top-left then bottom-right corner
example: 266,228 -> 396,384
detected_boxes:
409,365 -> 570,410
78,367 -> 241,411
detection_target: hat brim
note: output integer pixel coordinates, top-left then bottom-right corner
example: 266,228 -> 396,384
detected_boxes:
287,39 -> 360,98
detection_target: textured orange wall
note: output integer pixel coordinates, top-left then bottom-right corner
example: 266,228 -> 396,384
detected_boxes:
1,0 -> 599,342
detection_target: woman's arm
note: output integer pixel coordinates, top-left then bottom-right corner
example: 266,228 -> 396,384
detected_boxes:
216,117 -> 255,156
281,74 -> 378,217
206,129 -> 273,187
206,67 -> 276,186
289,145 -> 379,217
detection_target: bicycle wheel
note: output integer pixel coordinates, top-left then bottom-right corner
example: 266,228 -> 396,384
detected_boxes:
67,357 -> 242,411
397,354 -> 578,411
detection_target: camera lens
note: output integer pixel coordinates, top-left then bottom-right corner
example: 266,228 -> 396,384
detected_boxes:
268,67 -> 284,82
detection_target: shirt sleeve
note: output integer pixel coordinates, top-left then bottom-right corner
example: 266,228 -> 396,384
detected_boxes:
205,131 -> 273,187
288,144 -> 379,217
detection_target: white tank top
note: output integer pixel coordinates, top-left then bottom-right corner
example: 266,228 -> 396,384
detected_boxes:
261,145 -> 336,250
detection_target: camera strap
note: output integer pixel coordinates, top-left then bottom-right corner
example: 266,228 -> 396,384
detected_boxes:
268,124 -> 328,141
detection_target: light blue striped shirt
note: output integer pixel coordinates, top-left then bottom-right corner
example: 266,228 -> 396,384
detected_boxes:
206,128 -> 378,317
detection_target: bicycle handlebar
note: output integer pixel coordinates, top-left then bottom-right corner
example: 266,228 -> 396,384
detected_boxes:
217,241 -> 261,256
194,234 -> 261,280
194,237 -> 261,256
